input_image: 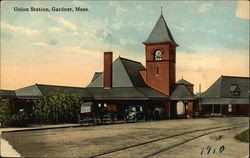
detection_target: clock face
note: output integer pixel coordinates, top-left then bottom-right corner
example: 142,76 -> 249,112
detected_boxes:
154,50 -> 162,61
155,50 -> 161,56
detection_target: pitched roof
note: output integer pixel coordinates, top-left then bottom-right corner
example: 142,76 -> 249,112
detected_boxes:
201,76 -> 250,104
88,57 -> 147,87
176,79 -> 194,86
87,87 -> 168,100
0,89 -> 16,99
14,84 -> 169,101
136,87 -> 169,100
15,84 -> 93,100
143,14 -> 178,46
170,84 -> 195,100
91,72 -> 102,82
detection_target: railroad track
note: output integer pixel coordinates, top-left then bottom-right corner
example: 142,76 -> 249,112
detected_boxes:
86,123 -> 248,158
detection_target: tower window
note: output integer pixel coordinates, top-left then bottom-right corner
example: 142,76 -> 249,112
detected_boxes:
230,84 -> 240,96
156,66 -> 159,75
154,50 -> 162,61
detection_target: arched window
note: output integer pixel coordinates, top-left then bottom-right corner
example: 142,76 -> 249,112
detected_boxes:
154,50 -> 162,61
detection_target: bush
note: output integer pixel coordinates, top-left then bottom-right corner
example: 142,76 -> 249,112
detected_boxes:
235,129 -> 249,142
10,111 -> 27,127
0,99 -> 13,127
34,91 -> 82,124
0,99 -> 28,127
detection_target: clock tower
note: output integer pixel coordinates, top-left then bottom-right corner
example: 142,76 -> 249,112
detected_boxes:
143,14 -> 178,96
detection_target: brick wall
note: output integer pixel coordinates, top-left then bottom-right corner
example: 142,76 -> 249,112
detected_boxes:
103,52 -> 113,88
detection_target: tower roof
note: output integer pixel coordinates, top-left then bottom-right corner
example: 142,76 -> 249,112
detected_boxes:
176,79 -> 194,86
170,84 -> 195,100
143,14 -> 178,46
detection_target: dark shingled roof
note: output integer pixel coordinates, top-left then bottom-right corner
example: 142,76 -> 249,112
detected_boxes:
136,87 -> 169,100
87,87 -> 168,100
15,84 -> 93,100
170,84 -> 195,100
0,89 -> 16,99
88,57 -> 146,87
201,76 -> 250,104
14,84 -> 169,101
91,72 -> 102,82
143,14 -> 178,46
87,87 -> 145,100
176,79 -> 194,86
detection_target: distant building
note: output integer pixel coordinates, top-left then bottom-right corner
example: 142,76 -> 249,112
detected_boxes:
200,76 -> 249,116
0,90 -> 16,99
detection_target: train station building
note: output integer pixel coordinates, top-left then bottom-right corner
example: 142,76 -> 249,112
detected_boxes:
0,13 -> 249,120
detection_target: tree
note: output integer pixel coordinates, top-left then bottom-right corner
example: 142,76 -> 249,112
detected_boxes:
34,91 -> 82,123
0,99 -> 13,127
0,99 -> 27,127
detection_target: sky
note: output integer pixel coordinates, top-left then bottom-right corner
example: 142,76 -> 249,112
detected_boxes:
0,0 -> 249,93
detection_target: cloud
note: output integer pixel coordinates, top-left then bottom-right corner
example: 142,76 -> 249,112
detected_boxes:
49,40 -> 58,46
174,25 -> 186,32
198,2 -> 213,13
120,38 -> 137,46
235,0 -> 249,19
32,42 -> 48,47
1,22 -> 40,36
49,16 -> 77,30
136,6 -> 143,11
207,29 -> 217,34
111,19 -> 123,30
32,41 -> 58,47
72,1 -> 90,8
109,1 -> 127,13
181,46 -> 197,53
48,27 -> 61,33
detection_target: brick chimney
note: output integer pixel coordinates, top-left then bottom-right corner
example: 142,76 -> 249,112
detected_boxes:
103,52 -> 113,88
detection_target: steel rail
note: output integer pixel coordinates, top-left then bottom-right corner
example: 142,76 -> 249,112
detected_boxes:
85,123 -> 248,158
141,124 -> 246,158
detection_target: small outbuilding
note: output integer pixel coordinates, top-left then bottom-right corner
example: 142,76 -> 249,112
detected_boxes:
200,76 -> 249,116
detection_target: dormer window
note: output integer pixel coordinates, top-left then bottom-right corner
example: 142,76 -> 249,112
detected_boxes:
230,84 -> 240,96
154,50 -> 162,61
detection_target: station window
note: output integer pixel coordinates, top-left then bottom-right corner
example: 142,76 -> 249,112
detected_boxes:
228,104 -> 232,112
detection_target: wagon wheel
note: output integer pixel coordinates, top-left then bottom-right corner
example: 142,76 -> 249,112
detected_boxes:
124,117 -> 127,123
93,115 -> 101,125
93,116 -> 98,125
134,116 -> 137,123
77,113 -> 82,124
142,115 -> 146,122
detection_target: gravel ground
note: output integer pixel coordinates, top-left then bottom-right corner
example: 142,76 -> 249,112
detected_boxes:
1,117 -> 248,158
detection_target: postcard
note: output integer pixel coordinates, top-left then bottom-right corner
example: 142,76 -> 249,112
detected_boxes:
0,1 -> 249,158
